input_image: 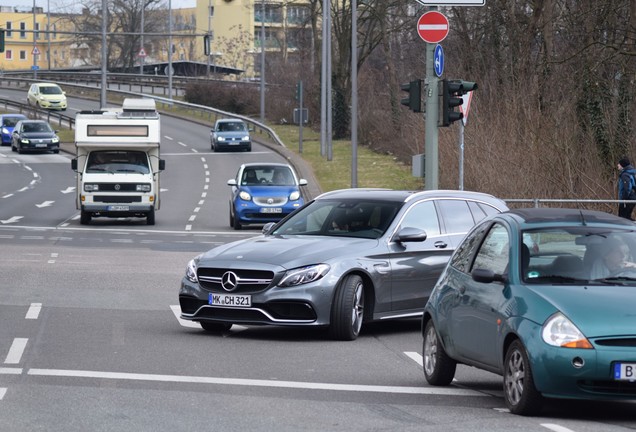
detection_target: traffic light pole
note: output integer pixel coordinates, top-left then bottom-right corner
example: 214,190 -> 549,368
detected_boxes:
424,40 -> 439,190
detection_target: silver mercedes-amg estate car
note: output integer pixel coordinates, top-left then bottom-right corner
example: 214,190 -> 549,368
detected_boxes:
179,188 -> 508,340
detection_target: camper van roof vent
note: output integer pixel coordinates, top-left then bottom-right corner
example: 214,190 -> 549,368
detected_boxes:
119,98 -> 159,118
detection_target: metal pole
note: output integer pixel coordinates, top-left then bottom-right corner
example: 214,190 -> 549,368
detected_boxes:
32,0 -> 37,79
139,6 -> 144,74
206,0 -> 211,76
459,121 -> 464,190
320,0 -> 327,157
351,0 -> 357,188
298,80 -> 303,153
168,0 -> 173,101
100,0 -> 107,107
326,4 -> 332,161
47,0 -> 50,70
260,0 -> 265,123
423,7 -> 439,190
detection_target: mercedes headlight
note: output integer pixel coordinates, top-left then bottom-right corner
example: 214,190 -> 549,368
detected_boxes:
185,259 -> 198,283
279,264 -> 330,287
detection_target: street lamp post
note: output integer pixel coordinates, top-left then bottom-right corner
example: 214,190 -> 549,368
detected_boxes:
168,0 -> 173,100
100,0 -> 107,107
259,0 -> 265,123
32,0 -> 37,79
351,0 -> 357,188
47,0 -> 50,70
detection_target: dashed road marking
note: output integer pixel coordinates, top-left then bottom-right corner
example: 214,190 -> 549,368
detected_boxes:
25,303 -> 42,319
4,338 -> 28,364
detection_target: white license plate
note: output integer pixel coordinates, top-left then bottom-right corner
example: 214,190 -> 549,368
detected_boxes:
36,143 -> 47,147
614,362 -> 636,381
260,208 -> 282,214
108,205 -> 129,211
209,293 -> 251,307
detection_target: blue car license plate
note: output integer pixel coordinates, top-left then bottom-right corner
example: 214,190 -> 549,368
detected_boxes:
613,362 -> 636,380
260,208 -> 282,214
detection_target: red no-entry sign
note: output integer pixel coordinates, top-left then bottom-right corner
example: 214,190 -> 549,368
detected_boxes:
417,11 -> 449,44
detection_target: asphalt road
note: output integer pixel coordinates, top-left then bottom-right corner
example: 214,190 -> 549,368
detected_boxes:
0,87 -> 635,432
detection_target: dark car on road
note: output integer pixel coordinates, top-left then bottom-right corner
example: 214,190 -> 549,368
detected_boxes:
210,119 -> 251,152
0,114 -> 28,146
179,188 -> 508,340
11,119 -> 60,154
422,208 -> 636,415
227,162 -> 307,230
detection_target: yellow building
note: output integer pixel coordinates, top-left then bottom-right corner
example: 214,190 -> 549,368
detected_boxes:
0,6 -> 74,72
0,1 -> 312,78
193,0 -> 312,77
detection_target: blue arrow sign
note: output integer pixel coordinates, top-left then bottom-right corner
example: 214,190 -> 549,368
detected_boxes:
434,44 -> 444,77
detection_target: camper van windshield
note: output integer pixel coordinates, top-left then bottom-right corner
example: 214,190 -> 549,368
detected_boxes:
86,151 -> 150,174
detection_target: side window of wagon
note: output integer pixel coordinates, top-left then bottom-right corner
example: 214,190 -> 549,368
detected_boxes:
400,200 -> 441,236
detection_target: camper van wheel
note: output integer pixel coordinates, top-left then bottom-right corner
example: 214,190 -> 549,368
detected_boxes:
147,209 -> 156,225
80,211 -> 91,225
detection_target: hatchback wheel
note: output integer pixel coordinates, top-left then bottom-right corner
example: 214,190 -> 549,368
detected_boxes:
329,274 -> 364,341
504,340 -> 543,416
422,320 -> 456,385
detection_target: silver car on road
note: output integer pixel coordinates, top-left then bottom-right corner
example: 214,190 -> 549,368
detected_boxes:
179,188 -> 508,340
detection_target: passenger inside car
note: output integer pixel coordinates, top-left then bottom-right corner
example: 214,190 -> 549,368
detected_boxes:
242,170 -> 259,185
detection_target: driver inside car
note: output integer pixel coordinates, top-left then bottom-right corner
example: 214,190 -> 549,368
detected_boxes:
590,236 -> 636,279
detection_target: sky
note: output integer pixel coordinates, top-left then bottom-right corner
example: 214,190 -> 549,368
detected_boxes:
0,0 -> 196,13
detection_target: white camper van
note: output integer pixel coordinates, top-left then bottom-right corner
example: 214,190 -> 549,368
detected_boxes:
71,98 -> 165,225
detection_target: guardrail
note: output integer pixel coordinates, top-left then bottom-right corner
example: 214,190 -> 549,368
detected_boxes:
0,97 -> 75,129
0,75 -> 323,201
0,76 -> 284,148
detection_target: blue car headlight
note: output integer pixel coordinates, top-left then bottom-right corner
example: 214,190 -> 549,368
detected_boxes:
239,191 -> 251,201
1,127 -> 8,134
289,191 -> 301,201
185,259 -> 199,283
279,264 -> 330,287
541,312 -> 593,349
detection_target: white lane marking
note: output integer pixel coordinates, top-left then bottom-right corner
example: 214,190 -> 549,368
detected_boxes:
0,388 -> 6,400
188,215 -> 196,222
4,338 -> 28,364
25,303 -> 42,319
1,216 -> 23,224
194,207 -> 200,213
170,305 -> 200,328
164,135 -> 174,141
185,224 -> 192,231
541,425 -> 577,432
61,187 -> 75,194
0,368 -> 22,375
2,194 -> 13,198
26,368 -> 487,396
201,192 -> 207,198
36,201 -> 54,208
178,142 -> 187,147
404,351 -> 422,367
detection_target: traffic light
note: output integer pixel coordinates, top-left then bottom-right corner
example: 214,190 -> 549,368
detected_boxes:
0,29 -> 5,53
203,34 -> 210,56
400,80 -> 422,113
441,79 -> 478,127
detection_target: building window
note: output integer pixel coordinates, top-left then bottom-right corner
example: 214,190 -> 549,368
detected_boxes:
35,22 -> 40,40
287,6 -> 309,25
5,22 -> 12,38
19,50 -> 26,60
255,4 -> 283,24
5,50 -> 12,60
20,22 -> 26,39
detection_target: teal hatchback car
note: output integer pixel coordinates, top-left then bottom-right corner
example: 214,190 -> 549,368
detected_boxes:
422,208 -> 636,416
